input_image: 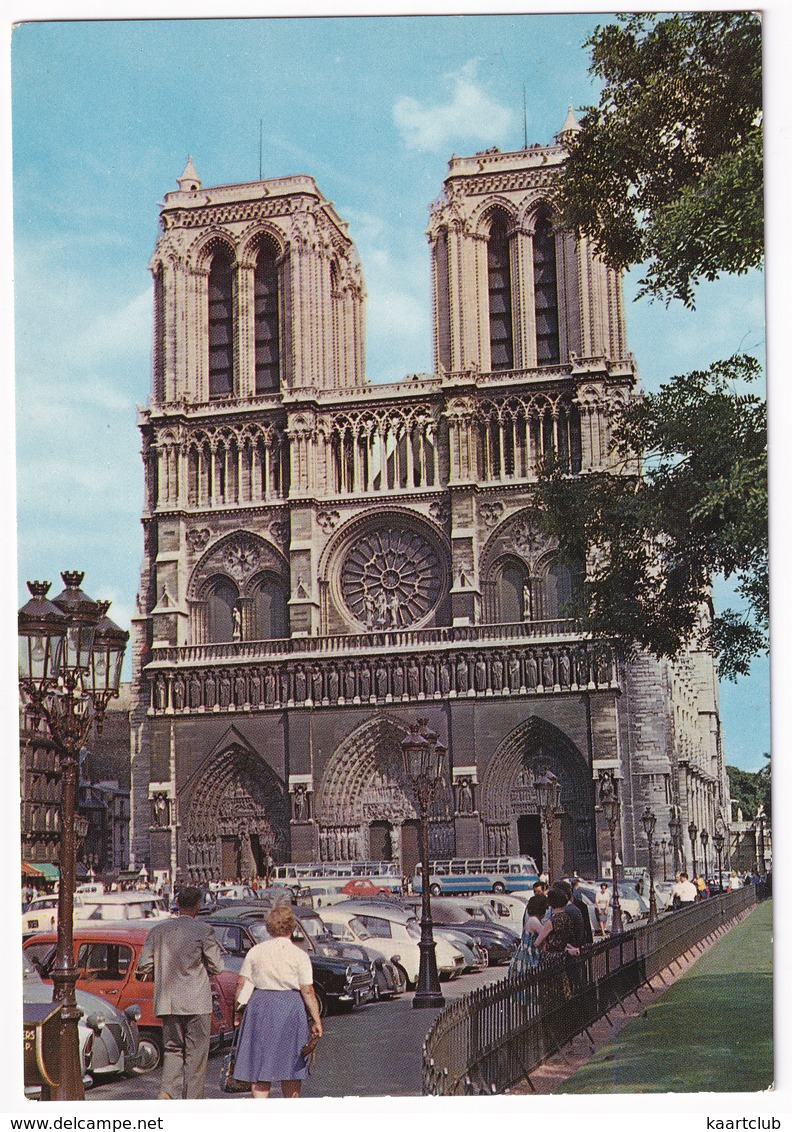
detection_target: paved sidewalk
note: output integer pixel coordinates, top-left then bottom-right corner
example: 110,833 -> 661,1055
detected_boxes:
530,900 -> 773,1094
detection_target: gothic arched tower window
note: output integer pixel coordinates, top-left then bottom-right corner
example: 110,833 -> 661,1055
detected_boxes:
533,207 -> 560,365
254,237 -> 281,393
250,574 -> 289,640
208,246 -> 235,399
205,575 -> 239,642
487,212 -> 514,371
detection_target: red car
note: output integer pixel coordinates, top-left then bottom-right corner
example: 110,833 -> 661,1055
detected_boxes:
23,924 -> 238,1072
340,879 -> 392,898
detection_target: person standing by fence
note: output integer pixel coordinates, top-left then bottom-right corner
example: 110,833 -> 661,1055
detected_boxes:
595,883 -> 611,936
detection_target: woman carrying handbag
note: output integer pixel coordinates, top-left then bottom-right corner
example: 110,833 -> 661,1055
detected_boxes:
229,904 -> 323,1098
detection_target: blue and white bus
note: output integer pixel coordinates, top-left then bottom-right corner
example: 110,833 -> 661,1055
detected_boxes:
271,860 -> 402,894
414,856 -> 540,896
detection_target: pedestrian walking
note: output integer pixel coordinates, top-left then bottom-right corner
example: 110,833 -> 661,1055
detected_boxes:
508,893 -> 548,979
671,872 -> 697,908
570,878 -> 594,946
594,882 -> 611,936
232,903 -> 323,1098
137,885 -> 224,1100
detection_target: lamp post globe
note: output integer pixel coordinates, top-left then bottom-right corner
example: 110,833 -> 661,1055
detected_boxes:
18,573 -> 128,1101
700,829 -> 710,888
401,719 -> 445,1010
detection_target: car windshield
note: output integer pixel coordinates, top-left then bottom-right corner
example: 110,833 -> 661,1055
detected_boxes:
31,898 -> 57,910
298,917 -> 327,939
247,922 -> 271,943
347,918 -> 371,940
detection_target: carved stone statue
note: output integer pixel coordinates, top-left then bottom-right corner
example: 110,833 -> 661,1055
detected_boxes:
204,672 -> 217,708
264,669 -> 276,704
456,655 -> 469,694
525,654 -> 538,689
344,665 -> 356,701
312,666 -> 323,703
360,665 -> 371,700
559,652 -> 571,688
474,656 -> 487,692
152,794 -> 169,827
280,670 -> 291,704
328,667 -> 339,702
295,666 -> 307,702
232,605 -> 242,642
219,673 -> 232,709
172,675 -> 185,711
424,658 -> 436,697
154,675 -> 167,711
392,662 -> 405,699
189,673 -> 202,709
439,660 -> 451,696
249,669 -> 262,705
376,662 -> 388,699
522,583 -> 533,621
408,660 -> 420,698
542,653 -> 555,688
457,777 -> 474,815
509,654 -> 521,690
234,670 -> 247,705
492,655 -> 503,692
292,784 -> 308,822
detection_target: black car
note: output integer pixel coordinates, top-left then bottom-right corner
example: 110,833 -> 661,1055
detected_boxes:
204,913 -> 375,1016
399,896 -> 519,965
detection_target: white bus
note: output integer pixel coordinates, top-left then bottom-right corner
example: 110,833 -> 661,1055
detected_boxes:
270,860 -> 402,894
414,856 -> 540,896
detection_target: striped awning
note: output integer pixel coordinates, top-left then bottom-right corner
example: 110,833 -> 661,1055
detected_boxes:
29,862 -> 60,881
21,862 -> 44,877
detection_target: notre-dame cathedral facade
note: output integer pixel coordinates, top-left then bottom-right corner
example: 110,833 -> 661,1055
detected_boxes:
130,111 -> 730,885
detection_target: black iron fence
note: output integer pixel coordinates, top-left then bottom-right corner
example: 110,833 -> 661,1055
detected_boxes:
422,885 -> 767,1095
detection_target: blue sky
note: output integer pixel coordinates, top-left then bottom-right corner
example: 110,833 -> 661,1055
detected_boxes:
10,12 -> 769,772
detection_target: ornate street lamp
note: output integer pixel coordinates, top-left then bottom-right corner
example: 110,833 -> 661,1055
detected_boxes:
597,774 -> 623,934
669,812 -> 682,876
700,829 -> 710,888
756,809 -> 767,876
19,573 -> 128,1101
713,827 -> 726,892
401,718 -> 446,1010
534,768 -> 562,882
641,806 -> 658,923
688,821 -> 698,879
659,835 -> 669,882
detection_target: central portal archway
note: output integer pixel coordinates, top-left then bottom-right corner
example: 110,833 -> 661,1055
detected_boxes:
315,715 -> 453,875
481,716 -> 596,876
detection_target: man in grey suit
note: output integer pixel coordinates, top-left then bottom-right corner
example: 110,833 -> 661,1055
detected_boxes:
137,886 -> 224,1099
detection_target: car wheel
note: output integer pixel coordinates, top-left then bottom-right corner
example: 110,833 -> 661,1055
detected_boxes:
429,884 -> 442,897
394,963 -> 414,991
492,882 -> 506,894
130,1030 -> 162,1075
315,986 -> 327,1017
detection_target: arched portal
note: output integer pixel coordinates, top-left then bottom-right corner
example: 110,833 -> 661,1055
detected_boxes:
315,715 -> 454,875
184,740 -> 289,882
480,716 -> 596,876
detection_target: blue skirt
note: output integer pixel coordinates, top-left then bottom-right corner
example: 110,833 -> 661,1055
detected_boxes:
234,989 -> 311,1083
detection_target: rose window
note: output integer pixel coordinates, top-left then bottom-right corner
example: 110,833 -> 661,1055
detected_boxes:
341,527 -> 442,629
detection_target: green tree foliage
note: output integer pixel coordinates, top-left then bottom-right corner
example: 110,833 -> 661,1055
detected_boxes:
727,757 -> 771,825
558,12 -> 763,306
537,355 -> 767,679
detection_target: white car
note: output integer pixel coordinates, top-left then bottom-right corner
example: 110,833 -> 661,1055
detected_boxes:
319,903 -> 465,987
79,892 -> 172,921
22,893 -> 92,936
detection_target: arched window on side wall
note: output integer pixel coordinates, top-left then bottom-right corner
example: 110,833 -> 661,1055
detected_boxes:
541,559 -> 584,621
533,208 -> 560,365
208,247 -> 234,399
254,238 -> 280,393
205,576 -> 239,642
487,212 -> 514,371
250,575 -> 289,640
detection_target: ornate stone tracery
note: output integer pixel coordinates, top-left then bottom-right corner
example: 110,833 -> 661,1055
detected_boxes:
340,527 -> 442,630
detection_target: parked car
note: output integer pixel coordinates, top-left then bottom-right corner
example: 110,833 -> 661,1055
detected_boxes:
22,893 -> 92,936
23,923 -> 238,1071
323,922 -> 406,997
203,912 -> 375,1015
323,900 -> 466,985
401,896 -> 520,964
430,926 -> 489,973
23,951 -> 147,1083
79,892 -> 172,922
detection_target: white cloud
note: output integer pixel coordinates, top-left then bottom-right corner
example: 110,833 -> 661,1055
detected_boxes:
393,60 -> 517,154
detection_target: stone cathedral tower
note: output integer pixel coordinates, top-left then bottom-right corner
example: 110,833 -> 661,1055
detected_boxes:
130,114 -> 729,886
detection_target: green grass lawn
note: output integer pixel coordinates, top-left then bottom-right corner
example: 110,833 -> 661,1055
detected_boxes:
558,899 -> 773,1094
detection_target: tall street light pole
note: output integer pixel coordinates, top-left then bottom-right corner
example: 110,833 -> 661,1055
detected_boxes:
401,718 -> 446,1010
669,813 -> 682,876
19,574 -> 128,1101
713,827 -> 725,892
688,821 -> 698,879
700,828 -> 710,887
597,773 -> 623,934
534,768 -> 561,883
641,806 -> 658,923
660,836 -> 668,882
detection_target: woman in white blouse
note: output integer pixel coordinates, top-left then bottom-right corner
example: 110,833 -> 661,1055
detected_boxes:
233,903 -> 323,1098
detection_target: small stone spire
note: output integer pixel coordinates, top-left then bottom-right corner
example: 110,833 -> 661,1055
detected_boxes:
556,105 -> 582,145
177,155 -> 201,192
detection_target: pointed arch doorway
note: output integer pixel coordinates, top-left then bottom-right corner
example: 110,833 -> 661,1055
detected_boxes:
481,716 -> 596,877
315,716 -> 452,876
183,731 -> 289,882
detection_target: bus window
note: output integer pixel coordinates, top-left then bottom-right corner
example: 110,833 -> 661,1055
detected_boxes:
483,860 -> 498,871
451,862 -> 466,875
